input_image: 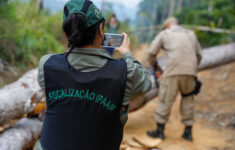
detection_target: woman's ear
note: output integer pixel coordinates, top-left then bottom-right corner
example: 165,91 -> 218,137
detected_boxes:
99,23 -> 104,39
64,32 -> 68,41
64,32 -> 69,47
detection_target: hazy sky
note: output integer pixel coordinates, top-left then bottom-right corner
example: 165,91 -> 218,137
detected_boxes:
60,0 -> 141,9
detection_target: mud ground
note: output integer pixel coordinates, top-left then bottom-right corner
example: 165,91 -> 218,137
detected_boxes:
123,45 -> 235,150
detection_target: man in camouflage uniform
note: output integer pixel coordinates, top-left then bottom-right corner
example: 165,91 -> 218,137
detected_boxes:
146,17 -> 202,141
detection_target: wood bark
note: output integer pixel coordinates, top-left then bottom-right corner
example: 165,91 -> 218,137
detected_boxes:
0,118 -> 42,150
129,43 -> 235,112
0,69 -> 44,126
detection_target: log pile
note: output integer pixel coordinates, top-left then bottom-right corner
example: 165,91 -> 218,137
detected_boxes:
0,43 -> 234,150
0,69 -> 44,126
0,118 -> 42,150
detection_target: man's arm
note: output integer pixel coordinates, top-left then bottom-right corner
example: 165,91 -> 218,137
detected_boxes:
192,32 -> 202,65
195,39 -> 202,65
147,31 -> 164,66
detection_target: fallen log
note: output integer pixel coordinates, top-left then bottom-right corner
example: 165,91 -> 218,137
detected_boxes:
198,43 -> 235,70
129,43 -> 235,112
0,43 -> 234,126
0,69 -> 44,126
0,118 -> 42,150
0,43 -> 234,150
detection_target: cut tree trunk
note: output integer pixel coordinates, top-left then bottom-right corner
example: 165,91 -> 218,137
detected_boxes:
129,43 -> 235,112
0,118 -> 42,150
0,43 -> 234,150
0,69 -> 44,126
0,43 -> 234,126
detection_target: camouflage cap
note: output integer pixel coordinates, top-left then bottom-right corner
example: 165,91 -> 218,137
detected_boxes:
63,0 -> 104,27
163,17 -> 178,27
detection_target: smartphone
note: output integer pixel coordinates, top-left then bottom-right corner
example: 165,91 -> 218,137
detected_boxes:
102,33 -> 124,55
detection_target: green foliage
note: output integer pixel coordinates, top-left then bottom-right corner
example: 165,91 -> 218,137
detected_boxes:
119,20 -> 138,48
0,0 -> 64,68
175,0 -> 235,47
136,0 -> 165,43
137,0 -> 235,47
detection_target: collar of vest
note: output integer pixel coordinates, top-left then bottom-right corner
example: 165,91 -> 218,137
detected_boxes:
67,47 -> 114,59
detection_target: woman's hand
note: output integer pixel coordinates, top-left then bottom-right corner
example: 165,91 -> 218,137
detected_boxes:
114,33 -> 132,55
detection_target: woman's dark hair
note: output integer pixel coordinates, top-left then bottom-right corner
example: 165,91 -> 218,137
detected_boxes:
63,13 -> 104,48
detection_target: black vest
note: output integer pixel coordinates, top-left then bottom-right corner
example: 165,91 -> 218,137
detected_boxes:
41,54 -> 127,150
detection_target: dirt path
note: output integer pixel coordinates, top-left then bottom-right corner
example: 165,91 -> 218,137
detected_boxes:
123,45 -> 235,150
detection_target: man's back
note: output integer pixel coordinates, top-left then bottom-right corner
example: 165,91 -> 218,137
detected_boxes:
148,25 -> 201,77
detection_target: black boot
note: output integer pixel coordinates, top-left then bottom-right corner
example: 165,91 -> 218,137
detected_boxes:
147,123 -> 165,139
182,126 -> 193,141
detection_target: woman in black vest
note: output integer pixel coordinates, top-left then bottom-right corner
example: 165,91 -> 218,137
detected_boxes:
34,0 -> 152,150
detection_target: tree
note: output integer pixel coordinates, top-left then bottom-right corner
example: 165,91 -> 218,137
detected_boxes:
1,0 -> 8,6
136,0 -> 235,45
0,1 -> 63,67
168,0 -> 175,17
136,0 -> 166,42
36,0 -> 43,10
175,0 -> 235,47
208,0 -> 213,12
177,0 -> 183,12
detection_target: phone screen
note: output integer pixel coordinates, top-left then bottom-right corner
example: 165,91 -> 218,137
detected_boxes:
103,33 -> 124,48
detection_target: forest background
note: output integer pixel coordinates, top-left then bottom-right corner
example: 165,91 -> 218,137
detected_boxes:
0,0 -> 234,86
